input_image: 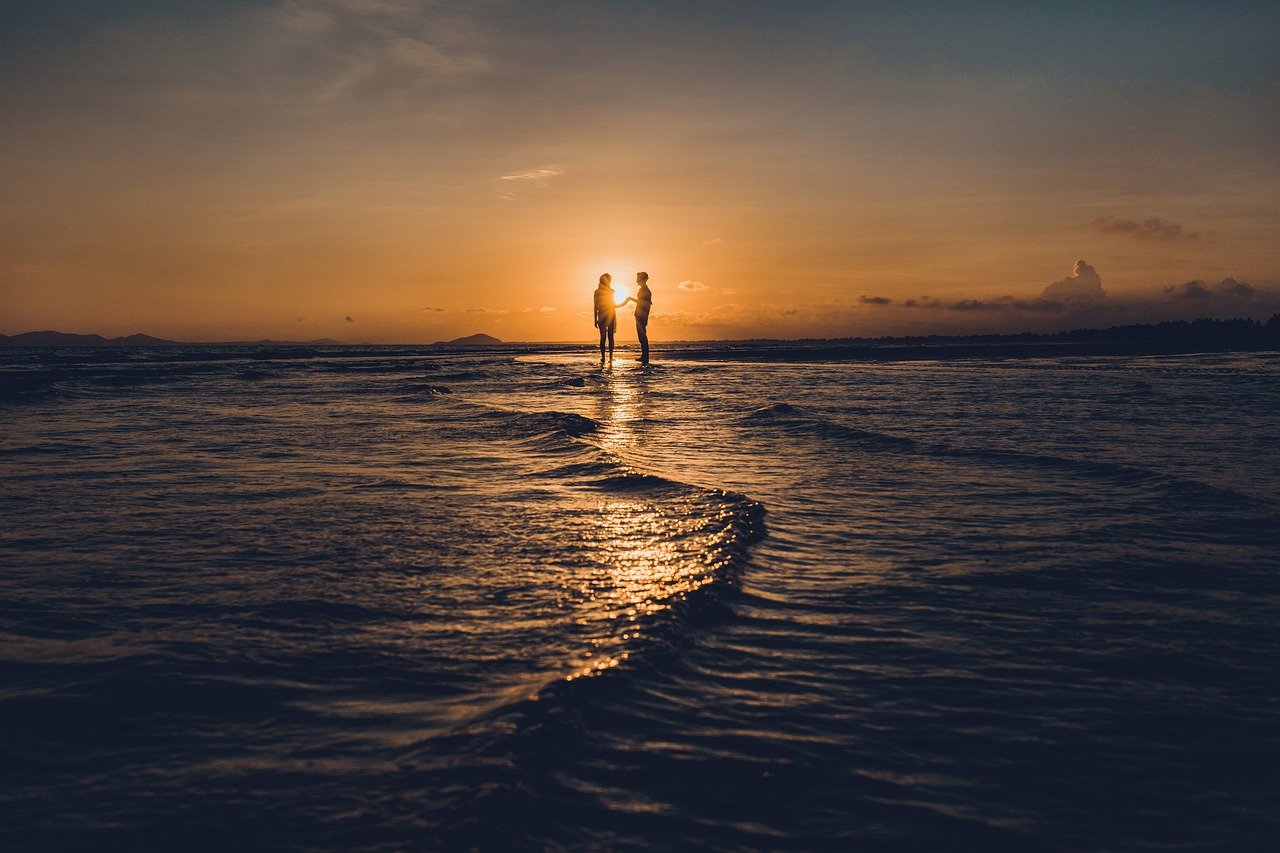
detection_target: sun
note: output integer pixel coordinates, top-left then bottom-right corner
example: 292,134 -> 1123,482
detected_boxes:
611,275 -> 634,302
576,257 -> 646,302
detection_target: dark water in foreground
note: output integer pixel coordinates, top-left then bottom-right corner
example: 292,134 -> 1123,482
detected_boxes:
2,345 -> 1278,850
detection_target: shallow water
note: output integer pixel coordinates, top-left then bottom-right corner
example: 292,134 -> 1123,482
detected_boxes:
2,345 -> 1278,849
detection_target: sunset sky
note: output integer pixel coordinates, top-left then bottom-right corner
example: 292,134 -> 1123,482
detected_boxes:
2,1 -> 1278,342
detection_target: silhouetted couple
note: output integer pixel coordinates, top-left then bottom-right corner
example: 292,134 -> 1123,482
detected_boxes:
593,272 -> 652,365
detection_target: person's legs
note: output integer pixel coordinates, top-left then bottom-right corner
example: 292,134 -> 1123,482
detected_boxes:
598,325 -> 607,362
607,323 -> 616,361
637,319 -> 649,364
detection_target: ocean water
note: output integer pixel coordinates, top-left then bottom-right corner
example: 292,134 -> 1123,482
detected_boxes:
2,345 -> 1278,850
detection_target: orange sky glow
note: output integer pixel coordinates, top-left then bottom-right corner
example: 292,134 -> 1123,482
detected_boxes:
2,2 -> 1278,342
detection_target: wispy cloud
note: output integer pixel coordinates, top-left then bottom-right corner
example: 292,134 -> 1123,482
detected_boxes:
345,315 -> 356,323
420,306 -> 445,312
274,0 -> 491,101
499,165 -> 563,182
860,295 -> 892,305
539,306 -> 557,313
496,165 -> 564,199
1092,216 -> 1200,241
702,237 -> 723,245
678,279 -> 709,291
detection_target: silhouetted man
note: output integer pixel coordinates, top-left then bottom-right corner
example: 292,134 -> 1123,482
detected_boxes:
592,273 -> 617,364
619,271 -> 653,365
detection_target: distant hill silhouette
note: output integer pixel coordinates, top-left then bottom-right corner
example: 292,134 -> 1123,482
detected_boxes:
0,331 -> 342,347
0,331 -> 179,347
435,333 -> 503,346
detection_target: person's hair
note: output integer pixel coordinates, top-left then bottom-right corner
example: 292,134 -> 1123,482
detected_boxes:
599,273 -> 612,286
637,271 -> 649,283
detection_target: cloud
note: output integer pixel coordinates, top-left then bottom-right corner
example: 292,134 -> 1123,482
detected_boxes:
1164,280 -> 1212,300
295,315 -> 307,322
1092,216 -> 1200,241
678,280 -> 709,291
645,265 -> 1279,339
952,297 -> 1063,313
384,35 -> 488,75
496,165 -> 564,200
345,315 -> 356,323
1040,259 -> 1105,302
702,237 -> 723,245
1214,277 -> 1257,296
539,306 -> 557,313
499,165 -> 563,182
868,273 -> 1278,331
274,1 -> 492,101
420,306 -> 445,312
1164,278 -> 1259,301
465,307 -> 510,315
885,296 -> 1062,313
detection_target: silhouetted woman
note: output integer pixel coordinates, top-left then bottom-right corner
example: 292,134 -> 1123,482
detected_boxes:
592,273 -> 617,364
618,271 -> 653,364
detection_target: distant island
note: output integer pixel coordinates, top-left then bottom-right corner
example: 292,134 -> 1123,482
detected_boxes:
433,333 -> 503,346
0,330 -> 507,348
0,331 -> 342,347
0,331 -> 181,347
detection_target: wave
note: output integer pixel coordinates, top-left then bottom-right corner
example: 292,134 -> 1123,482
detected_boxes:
741,402 -> 1267,506
478,408 -> 603,440
398,383 -> 452,397
0,371 -> 66,403
0,361 -> 265,401
950,445 -> 1265,507
433,370 -> 497,382
585,470 -> 693,494
740,403 -> 921,451
311,360 -> 442,374
468,401 -> 766,670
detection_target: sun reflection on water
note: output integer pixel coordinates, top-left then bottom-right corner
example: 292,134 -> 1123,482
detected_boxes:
559,367 -> 747,682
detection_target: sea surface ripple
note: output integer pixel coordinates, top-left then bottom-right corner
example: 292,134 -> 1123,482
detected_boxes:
1,345 -> 1278,850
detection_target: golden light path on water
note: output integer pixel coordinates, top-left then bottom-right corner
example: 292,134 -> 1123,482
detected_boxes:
558,360 -> 744,683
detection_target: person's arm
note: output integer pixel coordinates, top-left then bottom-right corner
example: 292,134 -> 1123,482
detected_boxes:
593,300 -> 601,327
617,297 -> 635,308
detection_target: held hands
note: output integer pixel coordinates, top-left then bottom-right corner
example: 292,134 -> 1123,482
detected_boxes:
617,297 -> 636,308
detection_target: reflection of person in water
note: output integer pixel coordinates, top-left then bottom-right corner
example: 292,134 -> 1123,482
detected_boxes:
618,271 -> 653,365
592,273 -> 617,364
